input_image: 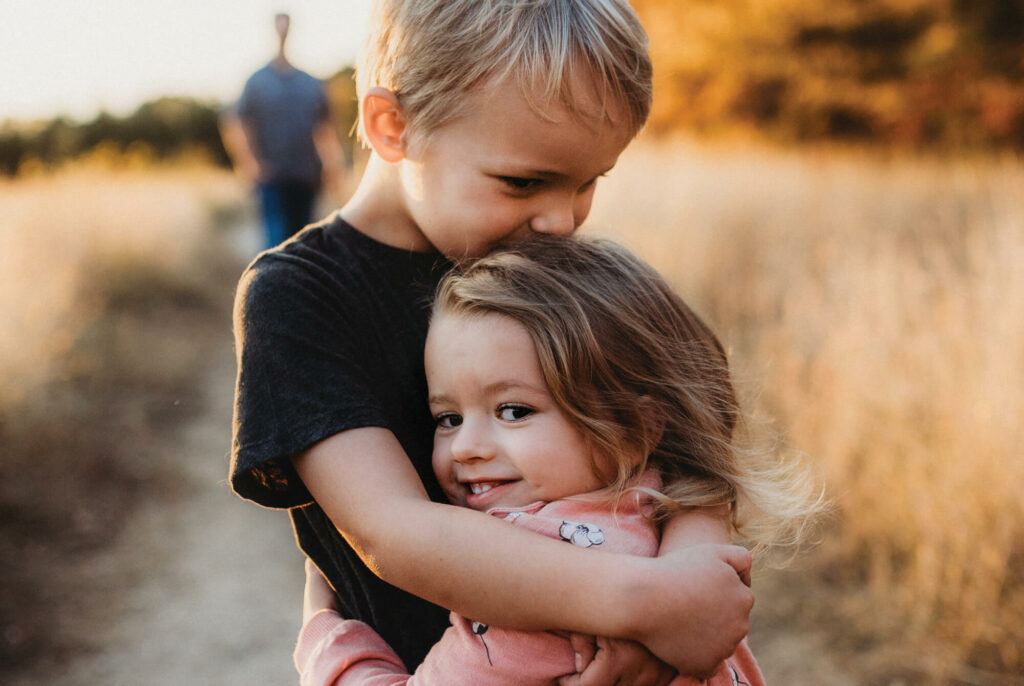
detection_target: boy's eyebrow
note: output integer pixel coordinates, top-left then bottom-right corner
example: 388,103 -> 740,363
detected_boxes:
492,164 -> 616,180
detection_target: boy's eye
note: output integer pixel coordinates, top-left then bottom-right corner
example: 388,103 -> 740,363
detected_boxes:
580,172 -> 608,191
498,176 -> 542,191
436,413 -> 463,429
497,404 -> 533,421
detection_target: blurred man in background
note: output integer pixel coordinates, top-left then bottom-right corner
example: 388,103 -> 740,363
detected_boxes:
221,13 -> 345,249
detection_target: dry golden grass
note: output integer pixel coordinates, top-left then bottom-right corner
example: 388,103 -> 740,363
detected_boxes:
0,150 -> 244,407
589,138 -> 1024,681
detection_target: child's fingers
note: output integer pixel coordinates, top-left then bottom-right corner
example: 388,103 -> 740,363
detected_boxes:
722,544 -> 753,587
565,636 -> 677,686
568,632 -> 597,674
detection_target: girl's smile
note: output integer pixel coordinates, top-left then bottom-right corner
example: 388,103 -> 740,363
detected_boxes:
461,479 -> 520,509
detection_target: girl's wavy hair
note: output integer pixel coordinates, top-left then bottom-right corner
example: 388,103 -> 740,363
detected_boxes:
433,236 -> 826,553
357,0 -> 652,144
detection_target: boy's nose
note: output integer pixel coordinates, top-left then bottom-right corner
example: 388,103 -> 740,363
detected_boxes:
529,196 -> 579,237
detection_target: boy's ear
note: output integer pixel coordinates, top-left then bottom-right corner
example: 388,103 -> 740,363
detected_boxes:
362,87 -> 407,162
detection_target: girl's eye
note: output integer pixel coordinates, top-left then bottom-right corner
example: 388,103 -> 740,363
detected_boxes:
498,405 -> 533,421
436,413 -> 463,429
498,176 -> 541,191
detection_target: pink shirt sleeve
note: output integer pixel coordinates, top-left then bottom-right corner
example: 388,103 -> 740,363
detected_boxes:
294,609 -> 576,686
294,610 -> 409,686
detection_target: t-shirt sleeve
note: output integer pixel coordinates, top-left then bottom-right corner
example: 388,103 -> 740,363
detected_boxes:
230,254 -> 391,509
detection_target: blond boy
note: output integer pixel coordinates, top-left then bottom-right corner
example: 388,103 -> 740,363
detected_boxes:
231,0 -> 753,680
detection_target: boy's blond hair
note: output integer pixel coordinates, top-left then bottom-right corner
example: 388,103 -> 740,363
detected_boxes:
357,0 -> 652,143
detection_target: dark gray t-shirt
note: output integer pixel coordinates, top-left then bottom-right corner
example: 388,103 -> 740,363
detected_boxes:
230,215 -> 451,666
236,63 -> 328,185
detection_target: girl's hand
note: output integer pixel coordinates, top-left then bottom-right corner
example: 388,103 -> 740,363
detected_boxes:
302,557 -> 338,625
558,634 -> 677,686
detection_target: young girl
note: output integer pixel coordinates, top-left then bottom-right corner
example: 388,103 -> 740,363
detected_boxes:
293,235 -> 824,685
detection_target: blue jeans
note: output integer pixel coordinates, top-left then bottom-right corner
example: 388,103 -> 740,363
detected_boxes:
258,180 -> 319,248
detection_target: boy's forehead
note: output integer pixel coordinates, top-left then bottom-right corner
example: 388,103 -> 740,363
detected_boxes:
407,69 -> 628,149
455,72 -> 629,145
492,70 -> 622,129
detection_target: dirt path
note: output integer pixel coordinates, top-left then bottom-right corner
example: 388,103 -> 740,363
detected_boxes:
29,225 -> 306,686
57,345 -> 304,686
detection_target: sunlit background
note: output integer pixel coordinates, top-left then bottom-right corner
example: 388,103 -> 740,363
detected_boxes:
2,1 -> 1022,684
2,1 -> 371,121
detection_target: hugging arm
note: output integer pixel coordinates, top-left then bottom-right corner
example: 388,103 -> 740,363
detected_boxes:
567,506 -> 747,684
293,428 -> 753,677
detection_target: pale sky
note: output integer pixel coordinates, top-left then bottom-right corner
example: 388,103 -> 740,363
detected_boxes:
1,0 -> 373,122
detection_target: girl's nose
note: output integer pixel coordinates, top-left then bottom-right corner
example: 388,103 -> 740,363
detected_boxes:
450,417 -> 497,463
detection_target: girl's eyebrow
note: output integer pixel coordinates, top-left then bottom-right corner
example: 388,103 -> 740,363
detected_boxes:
427,391 -> 453,407
481,380 -> 549,397
428,380 -> 548,406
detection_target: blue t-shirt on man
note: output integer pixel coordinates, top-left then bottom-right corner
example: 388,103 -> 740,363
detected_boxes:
237,62 -> 329,186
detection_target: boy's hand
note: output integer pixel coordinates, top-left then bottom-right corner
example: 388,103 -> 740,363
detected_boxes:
632,544 -> 753,678
302,557 -> 338,625
558,634 -> 676,686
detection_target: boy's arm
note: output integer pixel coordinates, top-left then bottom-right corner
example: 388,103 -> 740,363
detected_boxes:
567,507 -> 745,684
218,111 -> 261,186
293,427 -> 754,677
660,506 -> 734,550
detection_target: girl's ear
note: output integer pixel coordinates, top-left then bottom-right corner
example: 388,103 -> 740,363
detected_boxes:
362,87 -> 407,162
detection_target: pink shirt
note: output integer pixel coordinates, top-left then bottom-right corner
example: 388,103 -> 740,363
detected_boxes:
294,477 -> 764,686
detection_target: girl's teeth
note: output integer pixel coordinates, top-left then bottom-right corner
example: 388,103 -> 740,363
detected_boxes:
469,483 -> 494,495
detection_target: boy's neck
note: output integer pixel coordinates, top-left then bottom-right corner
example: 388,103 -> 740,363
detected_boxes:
339,155 -> 435,253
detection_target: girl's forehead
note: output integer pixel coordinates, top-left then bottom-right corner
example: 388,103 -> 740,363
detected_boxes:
429,310 -> 519,336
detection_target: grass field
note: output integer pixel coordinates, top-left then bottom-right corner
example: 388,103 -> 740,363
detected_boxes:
589,138 -> 1023,682
1,142 -> 1021,683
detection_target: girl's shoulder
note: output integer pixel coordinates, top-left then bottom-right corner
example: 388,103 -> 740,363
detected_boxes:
487,485 -> 660,557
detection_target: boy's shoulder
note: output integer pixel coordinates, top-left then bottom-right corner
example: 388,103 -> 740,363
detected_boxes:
237,214 -> 448,317
244,214 -> 419,279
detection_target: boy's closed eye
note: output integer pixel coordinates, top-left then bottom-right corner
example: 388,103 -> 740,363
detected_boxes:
495,171 -> 609,195
497,175 -> 544,192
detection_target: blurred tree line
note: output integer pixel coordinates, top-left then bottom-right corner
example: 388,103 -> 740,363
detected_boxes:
633,0 -> 1024,149
0,67 -> 360,177
0,97 -> 228,176
5,6 -> 1022,171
